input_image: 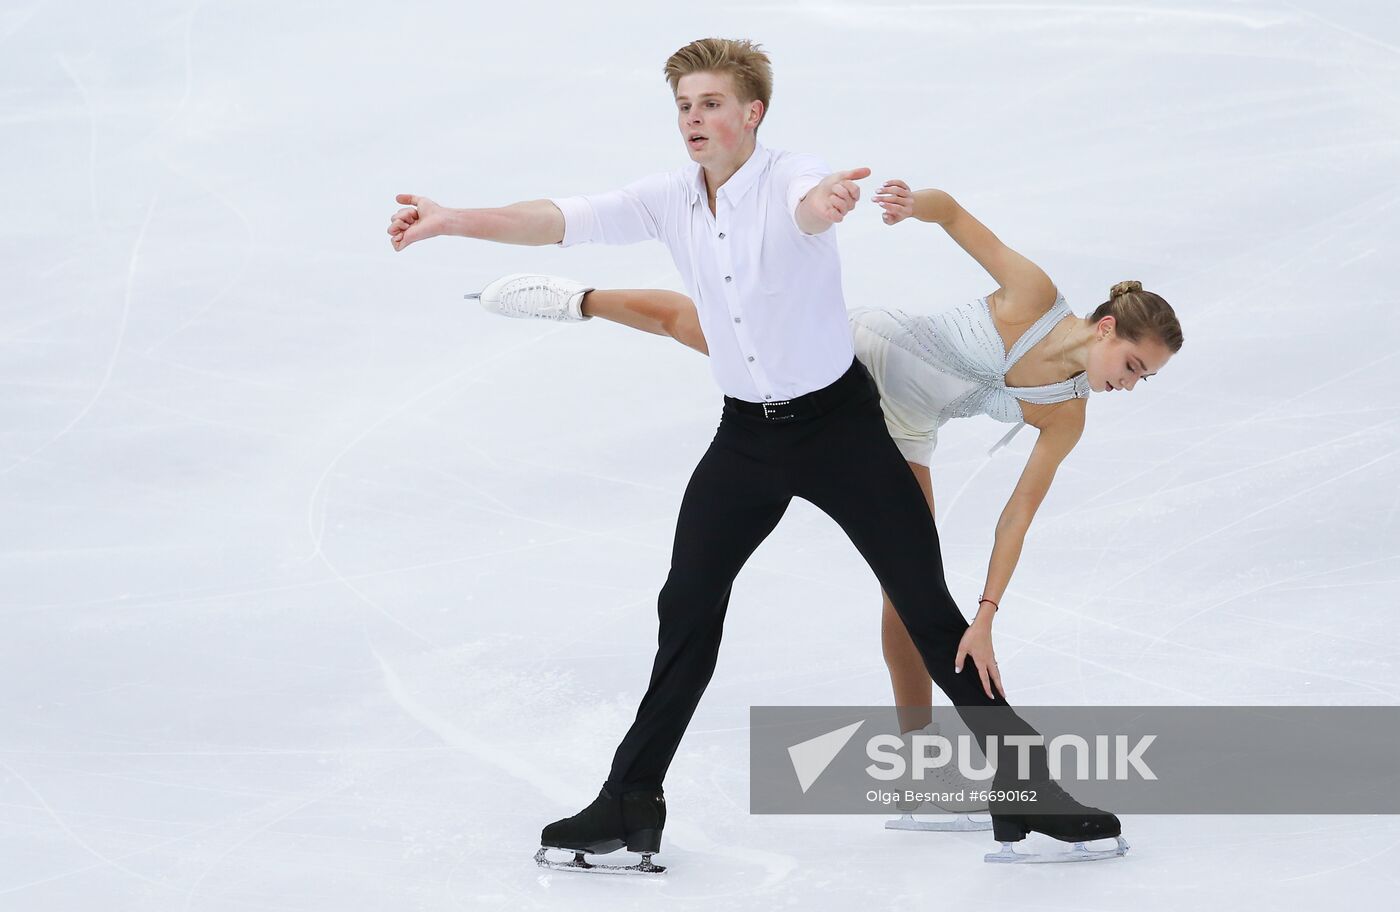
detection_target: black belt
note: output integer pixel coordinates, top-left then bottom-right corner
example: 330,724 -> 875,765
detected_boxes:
723,358 -> 870,422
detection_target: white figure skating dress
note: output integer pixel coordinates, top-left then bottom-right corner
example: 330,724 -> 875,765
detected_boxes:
849,294 -> 1092,465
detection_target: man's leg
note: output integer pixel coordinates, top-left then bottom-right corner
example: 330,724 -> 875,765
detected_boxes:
605,414 -> 790,792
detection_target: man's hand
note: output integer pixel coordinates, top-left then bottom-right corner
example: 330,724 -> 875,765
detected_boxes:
388,193 -> 448,251
797,167 -> 870,234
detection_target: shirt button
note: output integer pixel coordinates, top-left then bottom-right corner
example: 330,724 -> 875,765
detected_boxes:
733,316 -> 741,324
718,232 -> 726,239
747,355 -> 755,362
764,394 -> 772,400
724,275 -> 732,283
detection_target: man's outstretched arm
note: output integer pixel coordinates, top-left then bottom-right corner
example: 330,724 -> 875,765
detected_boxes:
793,167 -> 870,236
388,194 -> 564,250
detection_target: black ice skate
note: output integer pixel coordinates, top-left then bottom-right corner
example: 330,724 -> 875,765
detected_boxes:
534,786 -> 667,874
985,779 -> 1129,863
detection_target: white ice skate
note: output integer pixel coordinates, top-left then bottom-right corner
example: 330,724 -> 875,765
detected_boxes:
466,273 -> 593,322
884,723 -> 993,833
886,809 -> 992,833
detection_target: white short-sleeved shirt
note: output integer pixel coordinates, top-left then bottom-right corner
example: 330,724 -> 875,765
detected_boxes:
550,143 -> 854,403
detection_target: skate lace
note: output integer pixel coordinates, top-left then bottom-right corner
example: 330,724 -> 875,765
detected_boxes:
505,278 -> 568,320
927,758 -> 981,791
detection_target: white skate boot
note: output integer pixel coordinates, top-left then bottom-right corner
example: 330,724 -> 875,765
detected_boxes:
884,722 -> 993,833
465,273 -> 593,322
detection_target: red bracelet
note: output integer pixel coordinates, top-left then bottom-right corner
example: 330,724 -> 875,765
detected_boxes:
978,595 -> 1000,612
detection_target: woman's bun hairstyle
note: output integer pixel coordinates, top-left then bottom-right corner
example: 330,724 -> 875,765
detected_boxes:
1090,281 -> 1183,353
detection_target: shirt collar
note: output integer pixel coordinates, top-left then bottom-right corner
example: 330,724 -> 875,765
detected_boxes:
686,142 -> 769,206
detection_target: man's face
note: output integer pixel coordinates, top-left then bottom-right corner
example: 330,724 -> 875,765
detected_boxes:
674,71 -> 761,168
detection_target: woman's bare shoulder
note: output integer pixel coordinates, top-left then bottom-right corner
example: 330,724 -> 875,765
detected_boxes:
990,280 -> 1061,328
1022,396 -> 1087,436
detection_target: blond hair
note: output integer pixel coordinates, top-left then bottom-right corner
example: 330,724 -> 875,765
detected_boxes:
1090,281 -> 1184,353
663,38 -> 773,128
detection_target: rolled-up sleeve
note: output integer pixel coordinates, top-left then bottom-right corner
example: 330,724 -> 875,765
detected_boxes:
549,172 -> 671,248
778,153 -> 830,233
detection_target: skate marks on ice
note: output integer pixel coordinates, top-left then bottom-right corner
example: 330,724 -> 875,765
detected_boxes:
881,809 -> 1125,865
373,649 -> 798,885
0,195 -> 154,480
302,323 -> 579,569
792,3 -> 1301,34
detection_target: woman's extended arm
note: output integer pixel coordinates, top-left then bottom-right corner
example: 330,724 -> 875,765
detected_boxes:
953,405 -> 1084,698
981,404 -> 1085,613
873,181 -> 1057,320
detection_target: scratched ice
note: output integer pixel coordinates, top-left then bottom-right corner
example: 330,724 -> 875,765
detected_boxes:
1,1 -> 1397,909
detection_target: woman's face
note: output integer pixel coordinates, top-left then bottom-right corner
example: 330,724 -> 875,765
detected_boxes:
1085,317 -> 1174,393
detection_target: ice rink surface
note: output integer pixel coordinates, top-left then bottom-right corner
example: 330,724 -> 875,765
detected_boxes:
3,0 -> 1399,908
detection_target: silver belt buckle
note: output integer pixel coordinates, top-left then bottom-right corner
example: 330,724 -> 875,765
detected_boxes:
761,399 -> 795,421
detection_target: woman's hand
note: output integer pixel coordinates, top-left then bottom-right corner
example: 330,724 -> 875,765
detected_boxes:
873,179 -> 915,225
955,619 -> 1005,700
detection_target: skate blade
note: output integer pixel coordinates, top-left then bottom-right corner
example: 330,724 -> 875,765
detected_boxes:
984,836 -> 1129,864
885,812 -> 992,832
463,292 -> 482,300
534,847 -> 666,875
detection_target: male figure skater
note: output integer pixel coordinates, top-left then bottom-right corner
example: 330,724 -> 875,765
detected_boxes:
387,38 -> 1123,871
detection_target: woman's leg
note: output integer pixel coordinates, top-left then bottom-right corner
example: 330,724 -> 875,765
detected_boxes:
580,289 -> 708,355
881,460 -> 937,734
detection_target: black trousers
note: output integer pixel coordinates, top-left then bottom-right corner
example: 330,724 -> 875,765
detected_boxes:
605,359 -> 1040,793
